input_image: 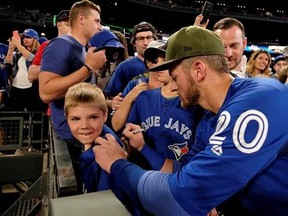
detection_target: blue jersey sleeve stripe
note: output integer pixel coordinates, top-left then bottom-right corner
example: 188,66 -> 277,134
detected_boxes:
111,159 -> 146,203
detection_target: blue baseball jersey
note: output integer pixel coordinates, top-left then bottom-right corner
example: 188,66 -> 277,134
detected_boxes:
127,88 -> 198,169
0,43 -> 9,91
110,77 -> 288,216
41,35 -> 93,140
104,56 -> 147,97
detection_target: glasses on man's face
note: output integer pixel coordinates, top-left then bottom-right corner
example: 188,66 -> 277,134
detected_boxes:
135,35 -> 154,42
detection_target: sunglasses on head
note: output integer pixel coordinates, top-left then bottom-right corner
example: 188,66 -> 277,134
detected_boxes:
23,36 -> 32,39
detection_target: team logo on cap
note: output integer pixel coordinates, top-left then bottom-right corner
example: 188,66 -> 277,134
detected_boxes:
184,46 -> 192,52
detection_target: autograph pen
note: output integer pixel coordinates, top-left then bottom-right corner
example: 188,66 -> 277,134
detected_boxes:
131,128 -> 144,134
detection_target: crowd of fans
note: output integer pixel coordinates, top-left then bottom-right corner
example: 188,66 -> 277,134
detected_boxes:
1,0 -> 288,216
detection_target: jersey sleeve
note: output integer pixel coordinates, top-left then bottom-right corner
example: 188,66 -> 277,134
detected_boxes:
110,159 -> 189,215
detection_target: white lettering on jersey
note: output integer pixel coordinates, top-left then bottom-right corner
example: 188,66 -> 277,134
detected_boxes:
141,116 -> 192,140
210,111 -> 230,155
233,110 -> 268,154
209,110 -> 268,156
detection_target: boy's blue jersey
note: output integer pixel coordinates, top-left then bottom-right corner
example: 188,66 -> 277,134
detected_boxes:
127,88 -> 196,164
79,124 -> 124,195
111,77 -> 288,216
80,125 -> 143,215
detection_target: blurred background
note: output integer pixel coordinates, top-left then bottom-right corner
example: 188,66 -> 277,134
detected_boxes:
0,0 -> 287,56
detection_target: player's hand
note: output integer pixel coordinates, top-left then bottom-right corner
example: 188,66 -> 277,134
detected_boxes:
122,123 -> 145,152
194,14 -> 209,28
112,93 -> 124,111
86,47 -> 107,70
93,134 -> 127,174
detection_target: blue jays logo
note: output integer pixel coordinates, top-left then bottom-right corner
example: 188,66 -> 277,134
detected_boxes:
168,142 -> 189,161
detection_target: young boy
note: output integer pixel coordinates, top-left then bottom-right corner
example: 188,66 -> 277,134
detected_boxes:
64,82 -> 125,194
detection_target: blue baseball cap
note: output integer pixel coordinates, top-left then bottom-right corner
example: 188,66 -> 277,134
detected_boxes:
274,55 -> 286,65
89,29 -> 124,51
89,30 -> 124,62
38,36 -> 48,44
20,29 -> 39,40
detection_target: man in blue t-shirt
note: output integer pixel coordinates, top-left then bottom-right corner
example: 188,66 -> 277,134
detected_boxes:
39,1 -> 105,193
104,21 -> 157,106
93,26 -> 288,216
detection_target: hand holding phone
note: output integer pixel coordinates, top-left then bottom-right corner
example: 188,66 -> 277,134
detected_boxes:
200,1 -> 213,25
13,30 -> 20,39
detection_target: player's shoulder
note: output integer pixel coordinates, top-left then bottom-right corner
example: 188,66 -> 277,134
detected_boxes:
232,77 -> 286,95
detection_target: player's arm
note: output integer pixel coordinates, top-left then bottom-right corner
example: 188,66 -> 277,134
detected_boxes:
93,133 -> 189,215
112,160 -> 190,215
94,125 -> 221,215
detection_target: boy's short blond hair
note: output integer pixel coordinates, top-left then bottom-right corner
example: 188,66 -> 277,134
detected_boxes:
64,82 -> 107,116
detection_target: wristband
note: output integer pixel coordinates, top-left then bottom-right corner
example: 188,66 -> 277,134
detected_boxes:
83,63 -> 93,75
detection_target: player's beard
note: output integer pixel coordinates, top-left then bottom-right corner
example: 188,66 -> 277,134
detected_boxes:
180,72 -> 200,108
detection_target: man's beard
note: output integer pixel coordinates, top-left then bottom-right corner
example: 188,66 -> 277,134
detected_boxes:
180,73 -> 200,108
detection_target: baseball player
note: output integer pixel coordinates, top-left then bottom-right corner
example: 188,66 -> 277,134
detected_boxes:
93,26 -> 288,216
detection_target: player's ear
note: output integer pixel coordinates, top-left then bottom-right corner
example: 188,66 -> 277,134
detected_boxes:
194,61 -> 206,82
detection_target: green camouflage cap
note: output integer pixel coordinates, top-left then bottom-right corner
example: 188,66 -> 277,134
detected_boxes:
149,26 -> 224,71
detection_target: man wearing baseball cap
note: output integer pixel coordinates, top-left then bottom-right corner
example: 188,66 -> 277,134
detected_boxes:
104,21 -> 157,110
54,9 -> 70,25
93,26 -> 288,216
271,54 -> 288,79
